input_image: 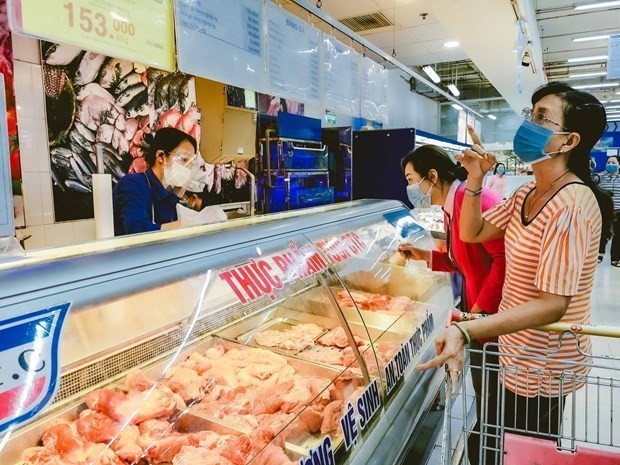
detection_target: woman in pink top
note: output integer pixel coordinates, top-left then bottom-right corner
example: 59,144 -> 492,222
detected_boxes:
397,145 -> 506,465
486,162 -> 508,198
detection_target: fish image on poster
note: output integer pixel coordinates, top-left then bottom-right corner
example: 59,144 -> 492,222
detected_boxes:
41,42 -> 198,222
0,303 -> 70,434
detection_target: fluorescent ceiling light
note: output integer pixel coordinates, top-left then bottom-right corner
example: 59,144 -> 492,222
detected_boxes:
422,66 -> 441,84
568,71 -> 607,79
573,82 -> 619,89
606,105 -> 620,109
487,115 -> 497,120
572,35 -> 610,42
444,41 -> 460,48
451,103 -> 463,111
608,99 -> 620,103
447,84 -> 460,96
574,1 -> 620,10
567,55 -> 608,63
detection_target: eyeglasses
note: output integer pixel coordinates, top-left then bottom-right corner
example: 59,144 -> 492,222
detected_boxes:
521,108 -> 568,131
170,151 -> 197,165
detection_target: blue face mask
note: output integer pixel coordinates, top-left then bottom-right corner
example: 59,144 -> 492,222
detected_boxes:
406,177 -> 433,209
513,119 -> 569,165
497,167 -> 505,175
606,164 -> 619,174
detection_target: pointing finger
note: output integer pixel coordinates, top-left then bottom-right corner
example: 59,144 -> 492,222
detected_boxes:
467,125 -> 483,148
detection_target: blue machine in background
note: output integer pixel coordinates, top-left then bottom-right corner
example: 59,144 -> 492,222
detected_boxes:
258,112 -> 334,213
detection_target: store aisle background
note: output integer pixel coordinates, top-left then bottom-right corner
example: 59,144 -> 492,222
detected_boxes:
425,256 -> 620,465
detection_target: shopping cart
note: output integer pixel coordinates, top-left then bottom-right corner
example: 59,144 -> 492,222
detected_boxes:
440,317 -> 620,465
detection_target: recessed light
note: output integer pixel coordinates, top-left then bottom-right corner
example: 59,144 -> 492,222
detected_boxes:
451,103 -> 463,111
573,82 -> 619,89
572,35 -> 610,42
567,55 -> 608,63
447,84 -> 460,96
574,1 -> 620,10
568,71 -> 608,79
422,66 -> 441,84
487,115 -> 497,120
443,41 -> 460,48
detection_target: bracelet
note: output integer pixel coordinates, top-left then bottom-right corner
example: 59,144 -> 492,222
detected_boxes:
464,187 -> 483,196
451,322 -> 471,344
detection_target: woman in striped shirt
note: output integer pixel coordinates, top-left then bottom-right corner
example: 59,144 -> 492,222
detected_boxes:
418,82 -> 611,452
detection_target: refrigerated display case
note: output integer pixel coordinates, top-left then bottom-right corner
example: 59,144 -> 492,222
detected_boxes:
0,199 -> 453,465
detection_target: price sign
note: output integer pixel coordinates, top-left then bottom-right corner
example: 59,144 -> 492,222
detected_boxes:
267,3 -> 321,104
323,36 -> 361,117
8,0 -> 175,71
0,304 -> 70,434
175,0 -> 267,92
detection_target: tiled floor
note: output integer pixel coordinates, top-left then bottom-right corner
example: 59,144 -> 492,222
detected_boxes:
426,255 -> 620,465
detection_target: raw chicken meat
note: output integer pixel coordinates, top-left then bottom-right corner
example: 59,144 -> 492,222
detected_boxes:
337,289 -> 417,315
298,404 -> 325,433
147,433 -> 192,464
40,423 -> 83,458
280,376 -> 330,414
254,323 -> 324,352
23,342 -> 365,465
317,326 -> 366,349
172,446 -> 233,465
21,420 -> 126,465
85,385 -> 181,424
125,370 -> 154,391
110,425 -> 142,463
251,444 -> 296,465
301,347 -> 347,366
180,352 -> 213,375
76,409 -> 122,443
389,295 -> 417,314
329,372 -> 365,402
320,400 -> 344,435
162,365 -> 213,402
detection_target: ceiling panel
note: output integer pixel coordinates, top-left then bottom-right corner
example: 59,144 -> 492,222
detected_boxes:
361,29 -> 418,48
317,0 -> 380,19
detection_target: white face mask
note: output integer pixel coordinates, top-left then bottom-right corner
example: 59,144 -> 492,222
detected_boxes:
406,177 -> 433,209
164,162 -> 193,188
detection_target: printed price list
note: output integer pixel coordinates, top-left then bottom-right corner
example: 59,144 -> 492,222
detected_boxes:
267,4 -> 321,104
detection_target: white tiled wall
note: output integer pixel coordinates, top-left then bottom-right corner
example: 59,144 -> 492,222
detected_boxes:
13,35 -> 97,250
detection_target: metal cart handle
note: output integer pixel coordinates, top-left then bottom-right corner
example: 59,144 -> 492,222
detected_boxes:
449,313 -> 620,339
538,322 -> 620,338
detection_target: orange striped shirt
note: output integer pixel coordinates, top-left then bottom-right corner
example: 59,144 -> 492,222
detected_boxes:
483,181 -> 601,397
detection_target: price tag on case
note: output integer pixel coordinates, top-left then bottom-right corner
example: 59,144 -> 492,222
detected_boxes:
0,303 -> 70,434
8,0 -> 175,71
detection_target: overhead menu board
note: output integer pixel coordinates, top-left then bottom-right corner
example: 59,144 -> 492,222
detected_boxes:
323,36 -> 361,116
267,3 -> 321,105
175,0 -> 266,92
361,57 -> 388,123
608,34 -> 620,79
8,0 -> 175,71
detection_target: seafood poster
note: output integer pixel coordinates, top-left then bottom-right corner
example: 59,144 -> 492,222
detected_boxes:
42,41 -> 200,222
0,0 -> 24,227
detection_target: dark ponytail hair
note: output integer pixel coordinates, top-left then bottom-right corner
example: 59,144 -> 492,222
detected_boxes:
531,82 -> 611,234
401,145 -> 468,183
142,127 -> 197,166
494,162 -> 506,175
